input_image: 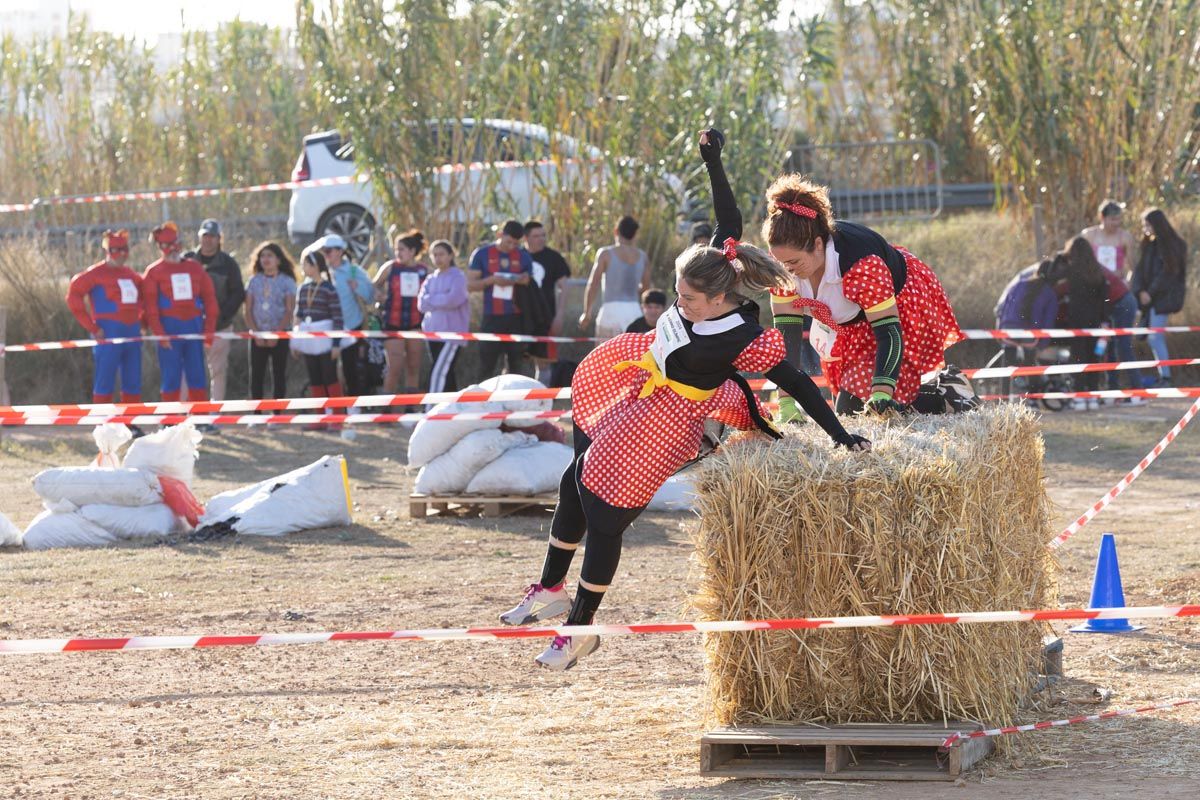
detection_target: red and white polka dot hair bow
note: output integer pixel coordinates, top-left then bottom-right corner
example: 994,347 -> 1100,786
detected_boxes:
777,201 -> 817,219
722,237 -> 744,272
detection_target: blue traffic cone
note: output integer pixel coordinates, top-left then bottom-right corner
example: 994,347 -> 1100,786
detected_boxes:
1070,533 -> 1143,634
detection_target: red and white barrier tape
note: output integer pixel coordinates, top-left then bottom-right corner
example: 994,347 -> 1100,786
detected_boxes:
1048,396 -> 1200,549
1,604 -> 1196,655
0,409 -> 573,427
981,387 -> 1200,401
956,357 -> 1200,381
942,699 -> 1198,749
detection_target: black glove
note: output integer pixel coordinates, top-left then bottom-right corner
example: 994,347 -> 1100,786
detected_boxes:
865,395 -> 906,415
699,127 -> 726,163
834,433 -> 871,450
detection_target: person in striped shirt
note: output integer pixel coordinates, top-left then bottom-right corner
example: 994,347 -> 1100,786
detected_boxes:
468,219 -> 533,381
294,249 -> 344,416
373,229 -> 429,395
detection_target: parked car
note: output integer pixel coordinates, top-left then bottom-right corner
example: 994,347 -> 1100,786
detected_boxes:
287,118 -> 700,261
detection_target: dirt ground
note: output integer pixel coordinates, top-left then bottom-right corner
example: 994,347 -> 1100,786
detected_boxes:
1,401 -> 1199,799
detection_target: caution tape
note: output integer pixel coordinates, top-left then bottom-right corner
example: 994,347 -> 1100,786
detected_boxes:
1,604 -> 1197,655
979,387 -> 1200,401
1047,396 -> 1200,549
0,409 -> 573,427
957,357 -> 1200,381
941,699 -> 1198,749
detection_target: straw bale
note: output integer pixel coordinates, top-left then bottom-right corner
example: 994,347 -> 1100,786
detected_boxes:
691,403 -> 1057,726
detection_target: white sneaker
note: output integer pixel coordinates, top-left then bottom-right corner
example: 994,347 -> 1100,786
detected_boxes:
535,634 -> 600,671
499,582 -> 571,626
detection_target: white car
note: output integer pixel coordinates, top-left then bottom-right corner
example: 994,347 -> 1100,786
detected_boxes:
287,119 -> 699,260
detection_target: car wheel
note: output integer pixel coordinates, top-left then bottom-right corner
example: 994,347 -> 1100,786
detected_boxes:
317,204 -> 375,262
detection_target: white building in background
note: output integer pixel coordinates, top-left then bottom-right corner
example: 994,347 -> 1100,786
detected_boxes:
0,0 -> 71,39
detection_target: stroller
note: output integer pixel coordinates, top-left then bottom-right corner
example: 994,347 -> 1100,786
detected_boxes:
976,340 -> 1074,411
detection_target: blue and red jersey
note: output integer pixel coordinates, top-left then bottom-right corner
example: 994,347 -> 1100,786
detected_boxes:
142,257 -> 219,337
469,244 -> 531,317
66,261 -> 144,334
379,260 -> 428,330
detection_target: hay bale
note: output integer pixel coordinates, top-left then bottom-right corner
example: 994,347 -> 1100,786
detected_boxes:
692,404 -> 1057,727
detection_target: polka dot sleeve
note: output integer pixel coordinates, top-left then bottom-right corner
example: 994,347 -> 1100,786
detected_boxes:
842,255 -> 898,311
732,328 -> 786,373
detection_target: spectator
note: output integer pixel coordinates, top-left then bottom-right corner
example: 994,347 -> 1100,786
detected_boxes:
244,242 -> 297,401
374,229 -> 429,395
1059,237 -> 1109,408
142,221 -> 218,403
293,249 -> 344,430
1081,201 -> 1139,390
317,233 -> 374,406
187,219 -> 245,401
66,229 -> 144,403
579,215 -> 651,339
689,221 -> 714,247
1131,208 -> 1189,387
624,288 -> 668,334
468,219 -> 533,380
524,220 -> 572,385
994,259 -> 1060,331
418,240 -> 470,393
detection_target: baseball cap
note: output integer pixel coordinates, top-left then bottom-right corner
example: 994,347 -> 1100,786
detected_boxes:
198,218 -> 221,237
317,233 -> 348,251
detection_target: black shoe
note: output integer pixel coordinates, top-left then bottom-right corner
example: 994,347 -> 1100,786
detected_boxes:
127,425 -> 148,439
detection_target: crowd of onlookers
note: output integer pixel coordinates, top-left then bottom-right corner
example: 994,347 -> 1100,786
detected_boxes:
994,202 -> 1189,409
64,214 -> 695,437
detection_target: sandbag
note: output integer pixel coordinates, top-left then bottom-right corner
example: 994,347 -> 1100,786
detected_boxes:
92,423 -> 133,468
646,473 -> 698,512
477,374 -> 552,428
123,421 -> 202,485
79,503 -> 182,539
23,510 -> 120,550
32,467 -> 162,508
465,441 -> 572,495
414,430 -> 536,495
0,511 -> 22,547
199,455 -> 351,537
406,384 -> 499,467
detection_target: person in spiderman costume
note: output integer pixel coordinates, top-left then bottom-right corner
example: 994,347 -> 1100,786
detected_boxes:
142,221 -> 219,401
66,229 -> 145,403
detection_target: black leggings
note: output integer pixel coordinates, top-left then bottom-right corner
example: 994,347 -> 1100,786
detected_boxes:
304,352 -> 338,390
249,342 -> 289,399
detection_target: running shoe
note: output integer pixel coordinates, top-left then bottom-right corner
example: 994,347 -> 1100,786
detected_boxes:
534,634 -> 600,671
499,582 -> 571,626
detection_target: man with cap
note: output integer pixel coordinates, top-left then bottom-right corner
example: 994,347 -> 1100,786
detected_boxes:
143,221 -> 219,402
467,219 -> 534,380
315,233 -> 374,416
66,229 -> 145,404
187,219 -> 244,401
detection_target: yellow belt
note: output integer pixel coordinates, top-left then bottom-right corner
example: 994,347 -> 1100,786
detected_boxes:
613,350 -> 717,402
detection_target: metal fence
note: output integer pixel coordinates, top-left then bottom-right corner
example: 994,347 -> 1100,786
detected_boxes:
785,139 -> 944,222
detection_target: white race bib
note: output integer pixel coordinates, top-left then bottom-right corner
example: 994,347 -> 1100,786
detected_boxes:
651,306 -> 690,373
492,277 -> 514,301
809,319 -> 839,360
117,278 -> 138,305
1096,245 -> 1118,272
170,273 -> 193,301
400,272 -> 420,297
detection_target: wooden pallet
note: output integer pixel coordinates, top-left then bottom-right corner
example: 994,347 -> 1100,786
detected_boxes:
408,493 -> 557,519
700,722 -> 993,781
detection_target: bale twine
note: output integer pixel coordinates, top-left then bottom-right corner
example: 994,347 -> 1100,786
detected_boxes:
691,403 -> 1057,726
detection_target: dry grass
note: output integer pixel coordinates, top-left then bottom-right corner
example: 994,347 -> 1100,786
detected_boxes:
692,405 -> 1056,727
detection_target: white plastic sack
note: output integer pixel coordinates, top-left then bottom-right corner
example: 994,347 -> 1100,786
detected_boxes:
646,473 -> 698,512
465,441 -> 572,495
23,510 -> 120,550
199,455 -> 351,537
406,384 -> 499,467
92,423 -> 133,468
123,421 -> 202,485
477,374 -> 552,428
79,503 -> 182,539
32,467 -> 162,508
414,430 -> 536,495
0,511 -> 22,547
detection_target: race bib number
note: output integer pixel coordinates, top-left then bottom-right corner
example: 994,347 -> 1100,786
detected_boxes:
117,278 -> 138,305
170,273 -> 193,301
492,276 -> 514,301
400,272 -> 420,297
651,306 -> 690,373
531,261 -> 546,288
1096,245 -> 1117,272
810,319 -> 838,360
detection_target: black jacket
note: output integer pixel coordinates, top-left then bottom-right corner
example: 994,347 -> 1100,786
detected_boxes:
189,249 -> 246,329
1131,240 -> 1187,315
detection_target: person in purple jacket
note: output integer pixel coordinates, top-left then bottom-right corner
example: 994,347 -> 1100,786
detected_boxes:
418,240 -> 471,393
995,259 -> 1060,333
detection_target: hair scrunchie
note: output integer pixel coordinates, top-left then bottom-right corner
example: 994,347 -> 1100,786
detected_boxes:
722,237 -> 744,272
776,201 -> 817,219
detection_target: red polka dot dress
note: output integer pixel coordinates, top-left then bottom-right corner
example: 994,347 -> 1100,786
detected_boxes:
570,309 -> 786,509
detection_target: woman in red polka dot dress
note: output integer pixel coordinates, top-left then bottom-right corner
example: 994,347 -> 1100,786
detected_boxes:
762,175 -> 963,414
498,129 -> 870,671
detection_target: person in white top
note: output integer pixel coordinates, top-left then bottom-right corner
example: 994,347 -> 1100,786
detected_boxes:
1081,200 -> 1137,275
579,216 -> 652,339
